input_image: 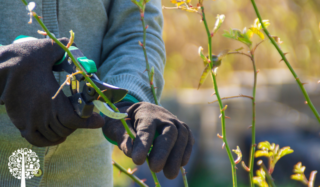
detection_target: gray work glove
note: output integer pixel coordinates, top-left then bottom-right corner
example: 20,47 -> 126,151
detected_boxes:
103,101 -> 194,179
0,38 -> 105,147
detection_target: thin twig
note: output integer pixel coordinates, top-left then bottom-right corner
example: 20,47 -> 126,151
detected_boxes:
52,71 -> 83,99
140,12 -> 158,105
248,52 -> 257,187
208,94 -> 253,104
180,167 -> 189,187
137,5 -> 161,186
251,40 -> 264,54
112,160 -> 148,187
250,0 -> 320,124
200,5 -> 237,187
227,52 -> 252,59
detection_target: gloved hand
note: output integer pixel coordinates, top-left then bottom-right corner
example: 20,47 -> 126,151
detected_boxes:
0,38 -> 105,147
103,101 -> 194,179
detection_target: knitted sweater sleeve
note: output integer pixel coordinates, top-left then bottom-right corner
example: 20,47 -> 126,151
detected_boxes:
97,0 -> 166,103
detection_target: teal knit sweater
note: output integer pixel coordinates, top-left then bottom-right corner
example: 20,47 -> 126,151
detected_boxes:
0,0 -> 165,186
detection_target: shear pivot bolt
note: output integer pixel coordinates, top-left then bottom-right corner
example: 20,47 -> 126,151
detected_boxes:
78,98 -> 82,104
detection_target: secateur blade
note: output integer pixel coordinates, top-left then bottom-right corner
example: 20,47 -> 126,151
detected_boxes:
93,100 -> 128,120
91,78 -> 128,103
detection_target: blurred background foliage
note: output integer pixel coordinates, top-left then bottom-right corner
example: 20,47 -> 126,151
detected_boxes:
162,0 -> 320,89
113,0 -> 320,186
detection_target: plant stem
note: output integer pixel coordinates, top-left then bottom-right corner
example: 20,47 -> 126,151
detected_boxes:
250,0 -> 320,124
180,167 -> 189,187
112,160 -> 148,187
201,5 -> 237,187
140,6 -> 188,187
261,163 -> 276,187
140,16 -> 158,105
139,11 -> 161,187
248,53 -> 257,187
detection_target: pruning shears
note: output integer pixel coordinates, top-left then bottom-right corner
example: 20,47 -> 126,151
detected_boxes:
14,35 -> 128,120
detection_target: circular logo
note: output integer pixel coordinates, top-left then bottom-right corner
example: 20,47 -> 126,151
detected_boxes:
8,148 -> 40,180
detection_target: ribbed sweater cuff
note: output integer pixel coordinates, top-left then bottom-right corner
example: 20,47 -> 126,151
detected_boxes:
105,74 -> 156,104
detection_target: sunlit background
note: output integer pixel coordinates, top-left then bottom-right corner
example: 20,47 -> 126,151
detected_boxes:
113,0 -> 320,186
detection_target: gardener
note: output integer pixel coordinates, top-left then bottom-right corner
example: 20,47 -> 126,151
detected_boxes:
0,0 -> 194,186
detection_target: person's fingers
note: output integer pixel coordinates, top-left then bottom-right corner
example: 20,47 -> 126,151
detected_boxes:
163,121 -> 189,179
131,118 -> 157,165
49,115 -> 75,138
37,122 -> 62,143
148,122 -> 178,173
118,133 -> 134,158
181,124 -> 195,166
103,118 -> 136,157
21,129 -> 66,147
55,93 -> 105,129
34,38 -> 69,65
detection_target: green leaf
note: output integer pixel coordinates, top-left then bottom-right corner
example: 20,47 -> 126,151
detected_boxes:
257,141 -> 271,150
223,29 -> 252,47
235,47 -> 244,51
131,0 -> 143,9
253,18 -> 270,30
277,146 -> 294,159
255,150 -> 272,158
212,14 -> 225,34
249,27 -> 265,40
198,46 -> 208,65
291,174 -> 305,181
293,162 -> 306,174
171,0 -> 185,6
197,64 -> 210,89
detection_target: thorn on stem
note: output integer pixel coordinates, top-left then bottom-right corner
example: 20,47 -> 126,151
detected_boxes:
305,101 -> 308,104
210,92 -> 216,97
248,125 -> 252,129
225,116 -> 231,119
141,179 -> 147,183
217,133 -> 223,139
221,105 -> 228,112
241,161 -> 250,172
138,41 -> 143,47
301,82 -> 308,86
127,168 -> 138,174
222,142 -> 225,149
145,25 -> 149,29
37,30 -> 47,36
